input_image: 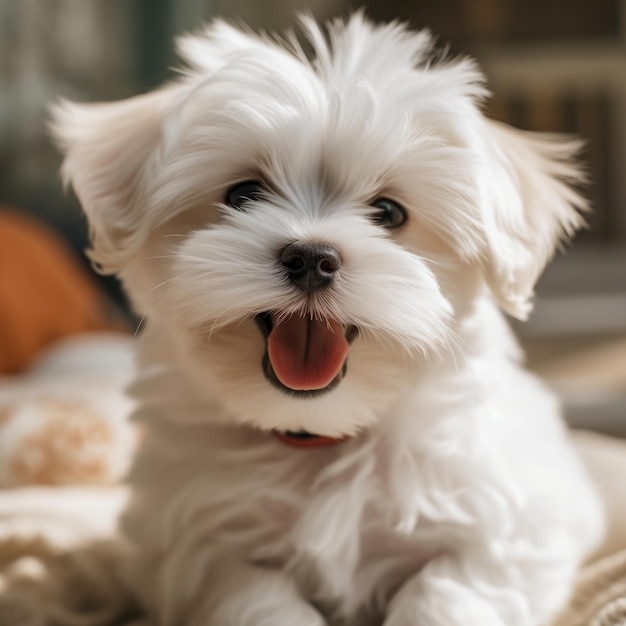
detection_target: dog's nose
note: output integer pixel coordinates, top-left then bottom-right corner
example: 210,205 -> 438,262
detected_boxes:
279,241 -> 342,292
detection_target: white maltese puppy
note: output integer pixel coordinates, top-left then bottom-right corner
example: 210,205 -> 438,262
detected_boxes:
51,13 -> 604,626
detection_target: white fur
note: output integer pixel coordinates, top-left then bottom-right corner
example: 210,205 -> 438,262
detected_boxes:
51,13 -> 604,626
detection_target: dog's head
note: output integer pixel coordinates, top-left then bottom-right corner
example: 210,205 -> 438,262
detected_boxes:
51,14 -> 586,437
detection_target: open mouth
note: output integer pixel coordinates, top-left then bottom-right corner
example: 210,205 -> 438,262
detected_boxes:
255,312 -> 357,398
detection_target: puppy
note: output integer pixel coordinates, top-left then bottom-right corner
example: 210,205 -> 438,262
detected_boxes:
51,14 -> 604,626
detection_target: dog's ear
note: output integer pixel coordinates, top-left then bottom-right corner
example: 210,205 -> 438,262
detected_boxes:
478,118 -> 587,320
49,88 -> 180,273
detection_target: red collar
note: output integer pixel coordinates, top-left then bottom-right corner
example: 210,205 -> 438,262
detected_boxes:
273,430 -> 349,448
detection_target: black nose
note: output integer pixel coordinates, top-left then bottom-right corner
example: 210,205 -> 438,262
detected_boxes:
280,241 -> 342,293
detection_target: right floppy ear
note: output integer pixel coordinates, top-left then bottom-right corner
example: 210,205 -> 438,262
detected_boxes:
476,118 -> 587,320
49,87 -> 180,273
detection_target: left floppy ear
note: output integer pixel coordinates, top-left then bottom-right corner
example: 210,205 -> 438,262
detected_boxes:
478,118 -> 587,320
49,87 -> 181,273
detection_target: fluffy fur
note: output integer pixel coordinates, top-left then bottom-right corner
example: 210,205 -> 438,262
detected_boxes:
51,14 -> 604,626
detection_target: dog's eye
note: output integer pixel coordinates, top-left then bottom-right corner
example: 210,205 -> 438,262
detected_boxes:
225,181 -> 265,211
370,198 -> 407,229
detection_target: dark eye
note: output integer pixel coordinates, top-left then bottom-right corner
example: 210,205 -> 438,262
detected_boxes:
225,181 -> 265,211
370,198 -> 407,229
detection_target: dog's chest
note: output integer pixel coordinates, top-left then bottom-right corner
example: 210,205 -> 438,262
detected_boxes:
240,450 -> 445,623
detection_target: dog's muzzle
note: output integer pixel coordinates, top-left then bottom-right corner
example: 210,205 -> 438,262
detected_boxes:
253,240 -> 355,397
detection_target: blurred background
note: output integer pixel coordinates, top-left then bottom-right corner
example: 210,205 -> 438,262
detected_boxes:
1,0 -> 625,435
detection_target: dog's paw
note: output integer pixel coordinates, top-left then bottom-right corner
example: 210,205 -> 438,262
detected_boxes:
384,597 -> 504,626
383,555 -> 528,626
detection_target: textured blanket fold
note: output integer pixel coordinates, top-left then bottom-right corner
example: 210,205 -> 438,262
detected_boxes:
552,550 -> 626,626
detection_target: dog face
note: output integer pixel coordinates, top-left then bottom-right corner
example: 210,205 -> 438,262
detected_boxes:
51,15 -> 585,437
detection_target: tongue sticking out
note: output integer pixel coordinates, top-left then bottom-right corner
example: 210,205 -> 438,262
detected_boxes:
267,314 -> 349,391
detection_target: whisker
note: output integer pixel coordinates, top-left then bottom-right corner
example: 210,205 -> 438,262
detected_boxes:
141,255 -> 174,261
147,277 -> 176,296
134,316 -> 146,337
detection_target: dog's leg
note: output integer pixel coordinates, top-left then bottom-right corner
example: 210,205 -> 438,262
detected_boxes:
382,551 -> 572,626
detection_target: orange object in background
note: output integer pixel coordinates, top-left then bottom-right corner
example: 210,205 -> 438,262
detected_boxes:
0,209 -> 123,374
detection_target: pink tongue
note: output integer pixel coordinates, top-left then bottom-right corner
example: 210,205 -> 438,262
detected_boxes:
267,315 -> 349,391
